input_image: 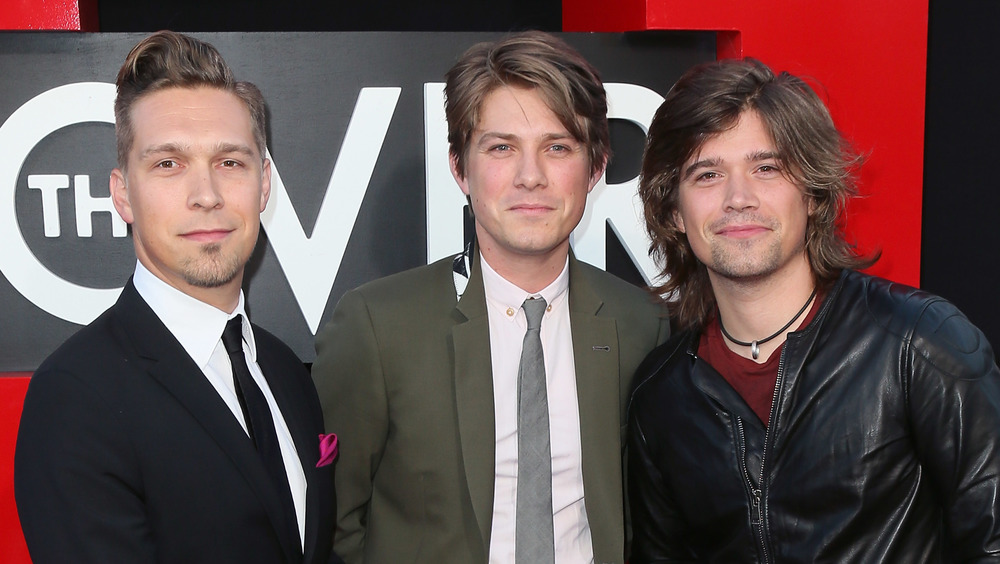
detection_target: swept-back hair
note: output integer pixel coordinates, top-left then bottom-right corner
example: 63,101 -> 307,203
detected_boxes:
638,58 -> 875,331
444,30 -> 609,178
114,30 -> 267,168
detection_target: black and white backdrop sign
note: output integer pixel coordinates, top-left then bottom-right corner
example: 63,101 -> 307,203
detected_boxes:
0,31 -> 713,369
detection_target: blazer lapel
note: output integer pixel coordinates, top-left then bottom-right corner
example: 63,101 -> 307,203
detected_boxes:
114,282 -> 302,562
567,258 -> 624,562
452,258 -> 497,553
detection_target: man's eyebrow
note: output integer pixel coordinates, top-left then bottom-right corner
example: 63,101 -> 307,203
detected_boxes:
137,142 -> 257,160
475,131 -> 518,145
138,143 -> 184,161
474,131 -> 575,145
540,132 -> 576,143
682,150 -> 781,180
215,142 -> 256,157
747,150 -> 779,162
683,157 -> 721,180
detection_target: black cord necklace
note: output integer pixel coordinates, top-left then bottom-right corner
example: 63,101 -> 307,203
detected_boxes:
719,287 -> 818,360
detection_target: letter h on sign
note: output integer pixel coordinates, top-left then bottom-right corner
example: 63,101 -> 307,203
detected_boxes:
28,174 -> 127,237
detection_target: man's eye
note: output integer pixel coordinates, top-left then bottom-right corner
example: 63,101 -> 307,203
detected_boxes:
490,144 -> 511,152
757,164 -> 780,174
154,160 -> 177,169
221,159 -> 242,168
695,171 -> 719,181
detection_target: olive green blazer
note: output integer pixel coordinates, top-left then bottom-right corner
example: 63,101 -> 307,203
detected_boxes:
312,254 -> 669,564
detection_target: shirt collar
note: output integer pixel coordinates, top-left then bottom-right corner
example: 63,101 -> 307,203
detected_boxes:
132,261 -> 257,369
479,253 -> 570,320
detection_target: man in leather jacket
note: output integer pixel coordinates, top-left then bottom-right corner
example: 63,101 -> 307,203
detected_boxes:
629,58 -> 1000,562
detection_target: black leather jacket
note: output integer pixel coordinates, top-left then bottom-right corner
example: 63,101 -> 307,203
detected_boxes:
627,270 -> 1000,562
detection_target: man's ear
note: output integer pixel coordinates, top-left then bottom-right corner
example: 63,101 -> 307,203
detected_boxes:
110,168 -> 134,224
259,158 -> 272,212
450,153 -> 471,196
673,209 -> 685,234
588,157 -> 607,194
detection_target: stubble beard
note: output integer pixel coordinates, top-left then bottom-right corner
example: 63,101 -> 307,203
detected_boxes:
709,237 -> 783,281
181,243 -> 244,288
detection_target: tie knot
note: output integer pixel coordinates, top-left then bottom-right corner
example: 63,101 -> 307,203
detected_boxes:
521,297 -> 547,331
222,317 -> 245,355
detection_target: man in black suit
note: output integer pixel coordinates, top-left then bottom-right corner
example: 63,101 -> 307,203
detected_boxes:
15,31 -> 338,564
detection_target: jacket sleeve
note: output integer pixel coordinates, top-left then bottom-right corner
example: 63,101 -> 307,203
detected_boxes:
14,368 -> 155,564
312,289 -> 389,564
627,398 -> 699,563
907,298 -> 1000,559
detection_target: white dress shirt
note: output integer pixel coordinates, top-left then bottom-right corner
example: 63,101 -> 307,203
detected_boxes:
480,255 -> 594,564
133,262 -> 307,548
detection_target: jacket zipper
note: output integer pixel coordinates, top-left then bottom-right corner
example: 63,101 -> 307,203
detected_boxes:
736,417 -> 766,562
754,349 -> 787,564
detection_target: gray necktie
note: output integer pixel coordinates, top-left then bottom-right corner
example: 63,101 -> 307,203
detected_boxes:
516,297 -> 555,563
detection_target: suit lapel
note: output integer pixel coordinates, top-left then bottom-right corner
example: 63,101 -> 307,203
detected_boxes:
114,282 -> 302,562
452,258 -> 497,552
567,258 -> 623,561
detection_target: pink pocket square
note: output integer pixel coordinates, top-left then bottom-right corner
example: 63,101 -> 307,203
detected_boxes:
317,433 -> 338,468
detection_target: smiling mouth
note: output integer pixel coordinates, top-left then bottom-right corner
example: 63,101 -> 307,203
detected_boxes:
182,229 -> 233,243
716,225 -> 770,238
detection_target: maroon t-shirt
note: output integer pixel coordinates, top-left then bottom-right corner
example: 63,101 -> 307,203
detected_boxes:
697,293 -> 824,426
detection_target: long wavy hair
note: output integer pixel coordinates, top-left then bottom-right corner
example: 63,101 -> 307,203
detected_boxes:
639,58 -> 876,331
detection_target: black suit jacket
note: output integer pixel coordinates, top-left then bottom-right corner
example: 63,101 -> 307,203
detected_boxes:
15,281 -> 337,564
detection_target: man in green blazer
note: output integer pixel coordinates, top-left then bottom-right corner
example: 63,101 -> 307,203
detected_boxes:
312,31 -> 669,564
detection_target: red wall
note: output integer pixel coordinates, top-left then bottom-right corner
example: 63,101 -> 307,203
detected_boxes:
0,0 -> 96,30
0,377 -> 30,563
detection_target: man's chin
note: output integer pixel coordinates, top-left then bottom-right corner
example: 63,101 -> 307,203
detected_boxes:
181,256 -> 244,289
184,274 -> 238,289
708,259 -> 781,282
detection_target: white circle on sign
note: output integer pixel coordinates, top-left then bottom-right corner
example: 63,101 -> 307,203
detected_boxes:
0,82 -> 122,325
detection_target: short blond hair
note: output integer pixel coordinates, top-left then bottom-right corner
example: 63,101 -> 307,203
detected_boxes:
114,30 -> 267,168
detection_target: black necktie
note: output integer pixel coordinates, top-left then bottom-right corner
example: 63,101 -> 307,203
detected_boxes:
222,317 -> 297,525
